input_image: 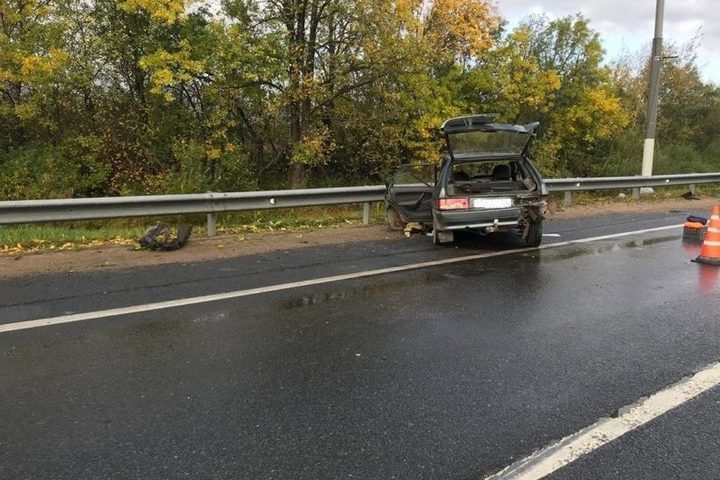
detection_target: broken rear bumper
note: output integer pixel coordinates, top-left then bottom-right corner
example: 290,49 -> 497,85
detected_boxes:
432,207 -> 522,231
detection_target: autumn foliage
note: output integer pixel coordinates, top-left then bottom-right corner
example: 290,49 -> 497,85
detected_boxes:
0,1 -> 718,199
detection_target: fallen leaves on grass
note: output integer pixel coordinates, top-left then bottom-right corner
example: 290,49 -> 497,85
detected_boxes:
1,236 -> 136,255
0,243 -> 25,255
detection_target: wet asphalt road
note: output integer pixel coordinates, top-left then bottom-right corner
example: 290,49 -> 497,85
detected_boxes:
2,208 -> 720,479
548,386 -> 720,480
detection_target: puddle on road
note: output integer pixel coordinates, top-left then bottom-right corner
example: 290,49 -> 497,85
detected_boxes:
278,266 -> 503,311
278,274 -> 451,310
540,235 -> 680,261
113,308 -> 241,343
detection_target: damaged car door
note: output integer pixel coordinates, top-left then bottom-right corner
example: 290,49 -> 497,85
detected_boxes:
385,164 -> 436,230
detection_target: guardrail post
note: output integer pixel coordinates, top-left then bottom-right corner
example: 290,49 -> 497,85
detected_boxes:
563,191 -> 572,207
689,183 -> 697,195
632,188 -> 640,200
362,202 -> 371,225
207,213 -> 217,237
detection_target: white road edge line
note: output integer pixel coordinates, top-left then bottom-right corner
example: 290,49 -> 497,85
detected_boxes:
0,224 -> 682,334
485,361 -> 720,480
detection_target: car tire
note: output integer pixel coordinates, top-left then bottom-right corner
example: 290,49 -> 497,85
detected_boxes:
386,206 -> 406,231
522,218 -> 543,247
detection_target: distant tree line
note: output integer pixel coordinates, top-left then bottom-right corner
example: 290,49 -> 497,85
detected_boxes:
1,0 -> 718,199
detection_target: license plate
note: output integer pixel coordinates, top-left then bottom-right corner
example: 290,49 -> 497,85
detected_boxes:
471,197 -> 513,209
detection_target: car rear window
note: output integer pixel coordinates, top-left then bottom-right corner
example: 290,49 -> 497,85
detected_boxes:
447,131 -> 530,155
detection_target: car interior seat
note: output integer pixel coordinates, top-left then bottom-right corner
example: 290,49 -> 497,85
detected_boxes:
491,164 -> 512,181
453,170 -> 470,182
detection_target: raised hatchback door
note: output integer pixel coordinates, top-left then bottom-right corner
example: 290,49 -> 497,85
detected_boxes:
440,115 -> 539,160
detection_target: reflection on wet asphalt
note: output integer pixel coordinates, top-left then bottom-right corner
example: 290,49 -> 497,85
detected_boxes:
543,235 -> 680,260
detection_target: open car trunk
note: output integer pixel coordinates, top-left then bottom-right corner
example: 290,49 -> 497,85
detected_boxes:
444,158 -> 539,196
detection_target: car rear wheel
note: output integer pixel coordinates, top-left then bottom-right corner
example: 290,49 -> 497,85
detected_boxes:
386,206 -> 407,231
522,218 -> 543,247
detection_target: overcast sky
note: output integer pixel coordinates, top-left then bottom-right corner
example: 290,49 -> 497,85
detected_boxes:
496,0 -> 719,84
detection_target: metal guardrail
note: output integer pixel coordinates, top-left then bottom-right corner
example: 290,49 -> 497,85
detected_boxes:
546,172 -> 720,191
0,186 -> 385,234
545,172 -> 720,208
0,173 -> 718,235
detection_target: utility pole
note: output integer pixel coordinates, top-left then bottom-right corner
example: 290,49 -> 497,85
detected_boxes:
641,0 -> 664,177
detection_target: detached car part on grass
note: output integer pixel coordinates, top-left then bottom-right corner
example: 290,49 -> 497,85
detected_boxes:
139,223 -> 193,251
385,114 -> 548,247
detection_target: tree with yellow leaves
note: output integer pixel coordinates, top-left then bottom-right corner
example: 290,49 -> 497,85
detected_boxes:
468,15 -> 629,176
0,0 -> 68,144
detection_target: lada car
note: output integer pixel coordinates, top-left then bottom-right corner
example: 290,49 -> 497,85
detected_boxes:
385,114 -> 548,246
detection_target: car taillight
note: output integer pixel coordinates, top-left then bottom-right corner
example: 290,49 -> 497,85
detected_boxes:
438,197 -> 469,210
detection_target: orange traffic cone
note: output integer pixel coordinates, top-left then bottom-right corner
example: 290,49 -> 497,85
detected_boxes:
695,205 -> 720,266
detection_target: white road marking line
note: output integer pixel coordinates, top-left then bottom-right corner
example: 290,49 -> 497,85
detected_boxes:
542,234 -> 562,237
485,362 -> 720,480
0,224 -> 682,334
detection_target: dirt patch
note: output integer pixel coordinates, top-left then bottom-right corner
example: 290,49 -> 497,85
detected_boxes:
1,196 -> 717,279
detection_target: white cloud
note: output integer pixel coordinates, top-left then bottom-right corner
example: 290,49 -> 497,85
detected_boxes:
495,0 -> 720,84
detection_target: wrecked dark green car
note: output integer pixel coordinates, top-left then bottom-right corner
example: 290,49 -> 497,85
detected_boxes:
385,114 -> 548,246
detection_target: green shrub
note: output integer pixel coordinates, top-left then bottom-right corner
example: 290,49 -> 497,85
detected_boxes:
655,143 -> 720,174
146,139 -> 258,194
0,136 -> 109,200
